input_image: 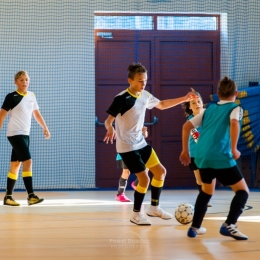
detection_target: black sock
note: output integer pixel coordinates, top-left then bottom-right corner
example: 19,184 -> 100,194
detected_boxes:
150,178 -> 164,206
117,177 -> 127,195
23,177 -> 34,196
192,190 -> 212,228
133,190 -> 146,212
151,185 -> 162,206
134,178 -> 138,186
225,190 -> 248,225
6,177 -> 16,196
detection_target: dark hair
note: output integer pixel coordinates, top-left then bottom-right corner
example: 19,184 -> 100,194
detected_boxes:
182,89 -> 203,116
218,76 -> 237,98
127,63 -> 147,80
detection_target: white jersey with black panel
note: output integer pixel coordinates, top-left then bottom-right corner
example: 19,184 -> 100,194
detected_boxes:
1,90 -> 39,136
107,89 -> 160,153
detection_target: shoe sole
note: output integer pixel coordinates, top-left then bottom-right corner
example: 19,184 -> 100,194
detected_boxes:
28,198 -> 44,206
3,203 -> 20,206
130,220 -> 151,226
146,213 -> 172,220
115,198 -> 131,202
220,231 -> 248,240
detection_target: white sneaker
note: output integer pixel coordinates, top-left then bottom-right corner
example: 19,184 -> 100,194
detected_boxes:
195,227 -> 206,235
187,227 -> 207,237
220,223 -> 248,240
146,205 -> 173,220
130,213 -> 152,226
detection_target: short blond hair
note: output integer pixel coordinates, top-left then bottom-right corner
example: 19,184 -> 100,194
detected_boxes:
14,71 -> 29,81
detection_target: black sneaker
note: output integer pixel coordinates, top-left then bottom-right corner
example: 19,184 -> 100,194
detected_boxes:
3,196 -> 20,206
27,195 -> 44,206
220,223 -> 248,240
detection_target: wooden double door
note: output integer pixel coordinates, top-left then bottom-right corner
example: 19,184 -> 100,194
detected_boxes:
95,29 -> 220,188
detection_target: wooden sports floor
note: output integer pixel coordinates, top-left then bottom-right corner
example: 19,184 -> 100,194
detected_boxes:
1,189 -> 260,260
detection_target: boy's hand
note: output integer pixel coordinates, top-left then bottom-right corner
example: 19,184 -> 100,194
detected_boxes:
184,92 -> 199,102
142,126 -> 148,138
232,149 -> 241,160
179,151 -> 191,166
44,129 -> 51,139
103,126 -> 116,144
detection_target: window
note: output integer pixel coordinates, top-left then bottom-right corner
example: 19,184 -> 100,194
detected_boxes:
157,16 -> 217,30
94,16 -> 153,30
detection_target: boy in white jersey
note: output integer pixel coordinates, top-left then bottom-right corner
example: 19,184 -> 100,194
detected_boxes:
180,76 -> 249,240
0,71 -> 51,206
104,63 -> 198,225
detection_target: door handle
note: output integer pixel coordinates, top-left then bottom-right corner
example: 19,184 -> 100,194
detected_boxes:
95,116 -> 158,126
95,116 -> 106,126
144,116 -> 158,126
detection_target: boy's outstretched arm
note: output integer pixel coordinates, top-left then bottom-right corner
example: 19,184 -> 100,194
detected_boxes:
179,121 -> 194,166
0,109 -> 8,129
104,115 -> 116,144
33,110 -> 51,139
155,92 -> 198,110
230,119 -> 241,160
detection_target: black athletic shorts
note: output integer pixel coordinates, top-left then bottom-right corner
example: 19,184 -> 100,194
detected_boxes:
119,145 -> 160,174
7,135 -> 31,162
189,157 -> 199,171
199,165 -> 243,186
117,159 -> 128,169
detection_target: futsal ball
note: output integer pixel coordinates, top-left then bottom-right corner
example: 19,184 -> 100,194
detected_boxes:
175,203 -> 194,225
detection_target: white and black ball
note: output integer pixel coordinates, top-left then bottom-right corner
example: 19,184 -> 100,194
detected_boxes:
175,203 -> 194,225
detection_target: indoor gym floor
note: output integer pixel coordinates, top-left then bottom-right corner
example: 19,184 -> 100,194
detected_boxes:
0,189 -> 259,260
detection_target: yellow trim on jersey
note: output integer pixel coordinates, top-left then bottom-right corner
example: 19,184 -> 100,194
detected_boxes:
145,148 -> 160,169
22,171 -> 32,177
16,90 -> 28,96
151,178 -> 164,188
126,88 -> 142,98
136,184 -> 148,194
8,172 -> 18,180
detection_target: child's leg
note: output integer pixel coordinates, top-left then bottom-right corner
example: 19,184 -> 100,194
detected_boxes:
194,169 -> 212,207
194,169 -> 202,191
146,163 -> 172,219
131,169 -> 146,190
22,159 -> 44,205
22,159 -> 33,196
133,170 -> 149,211
117,169 -> 130,195
115,159 -> 131,202
219,179 -> 249,240
191,181 -> 213,229
4,161 -> 21,206
6,161 -> 21,196
134,178 -> 138,186
130,170 -> 151,225
132,169 -> 147,190
226,178 -> 249,225
120,148 -> 152,225
116,169 -> 131,202
217,167 -> 249,240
